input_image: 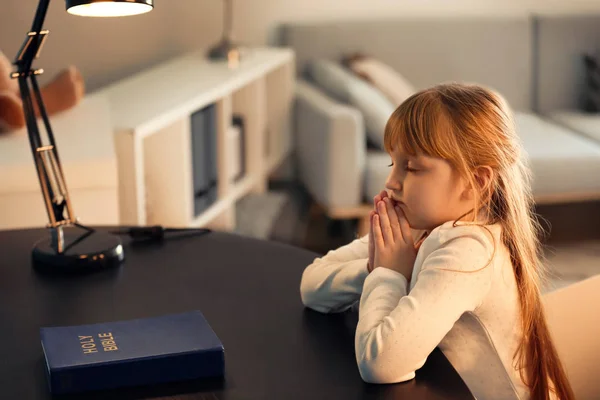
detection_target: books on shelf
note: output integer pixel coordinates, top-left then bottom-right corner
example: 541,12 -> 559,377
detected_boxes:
40,311 -> 225,395
105,48 -> 294,228
191,104 -> 218,216
229,115 -> 246,183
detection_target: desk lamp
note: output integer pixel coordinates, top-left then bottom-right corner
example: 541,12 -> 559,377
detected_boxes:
208,0 -> 241,64
11,0 -> 153,273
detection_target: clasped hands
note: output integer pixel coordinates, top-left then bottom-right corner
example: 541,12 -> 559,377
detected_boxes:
367,191 -> 423,281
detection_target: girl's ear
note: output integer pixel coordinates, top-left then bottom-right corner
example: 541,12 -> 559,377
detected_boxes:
473,166 -> 494,201
461,166 -> 494,202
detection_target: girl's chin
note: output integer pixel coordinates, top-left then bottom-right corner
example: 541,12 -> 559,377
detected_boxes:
403,214 -> 423,231
405,216 -> 431,231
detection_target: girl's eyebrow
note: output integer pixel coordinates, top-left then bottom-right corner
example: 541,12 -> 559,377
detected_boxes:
389,147 -> 408,157
390,150 -> 417,161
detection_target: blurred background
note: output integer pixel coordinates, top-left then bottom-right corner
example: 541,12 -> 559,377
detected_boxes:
3,0 -> 600,95
2,0 -> 600,292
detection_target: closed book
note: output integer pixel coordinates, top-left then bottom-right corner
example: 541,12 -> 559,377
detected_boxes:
40,311 -> 225,395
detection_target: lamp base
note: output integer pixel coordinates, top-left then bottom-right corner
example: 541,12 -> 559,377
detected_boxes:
207,38 -> 241,61
32,228 -> 124,274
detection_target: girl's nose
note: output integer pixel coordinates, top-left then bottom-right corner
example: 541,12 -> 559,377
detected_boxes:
385,177 -> 402,193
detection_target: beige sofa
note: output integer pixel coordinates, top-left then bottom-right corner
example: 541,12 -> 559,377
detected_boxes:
0,90 -> 119,230
278,15 -> 600,233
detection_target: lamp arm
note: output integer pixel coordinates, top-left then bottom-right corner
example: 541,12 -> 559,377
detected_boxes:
31,0 -> 51,38
222,0 -> 233,41
12,0 -> 78,230
9,0 -> 157,273
16,0 -> 51,73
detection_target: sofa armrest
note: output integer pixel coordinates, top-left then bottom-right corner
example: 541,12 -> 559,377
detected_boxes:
294,79 -> 366,210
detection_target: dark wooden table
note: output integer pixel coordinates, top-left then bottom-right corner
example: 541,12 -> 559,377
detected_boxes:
0,227 -> 474,399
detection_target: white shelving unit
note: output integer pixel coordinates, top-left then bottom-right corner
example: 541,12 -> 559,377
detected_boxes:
105,47 -> 295,230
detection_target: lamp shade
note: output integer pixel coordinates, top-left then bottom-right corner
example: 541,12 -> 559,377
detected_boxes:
66,0 -> 153,17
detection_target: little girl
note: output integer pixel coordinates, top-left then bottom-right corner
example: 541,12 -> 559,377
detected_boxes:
300,83 -> 573,400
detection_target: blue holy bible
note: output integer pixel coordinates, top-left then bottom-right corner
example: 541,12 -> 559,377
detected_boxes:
40,311 -> 225,395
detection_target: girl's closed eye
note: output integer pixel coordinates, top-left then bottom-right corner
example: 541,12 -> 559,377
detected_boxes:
387,161 -> 419,172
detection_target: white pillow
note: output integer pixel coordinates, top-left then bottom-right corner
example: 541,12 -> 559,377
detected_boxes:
307,59 -> 355,102
307,59 -> 395,149
347,81 -> 396,149
347,56 -> 415,106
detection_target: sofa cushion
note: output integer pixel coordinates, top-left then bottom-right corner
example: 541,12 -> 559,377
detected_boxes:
548,110 -> 600,143
307,59 -> 354,103
307,59 -> 395,149
344,54 -> 415,107
514,112 -> 600,198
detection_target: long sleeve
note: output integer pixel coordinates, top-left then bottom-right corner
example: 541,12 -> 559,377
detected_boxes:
300,235 -> 370,313
355,228 -> 495,384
